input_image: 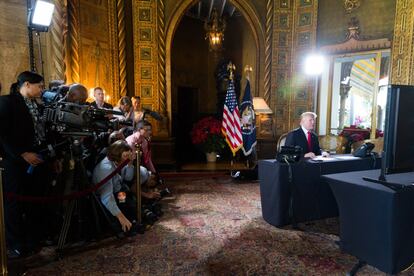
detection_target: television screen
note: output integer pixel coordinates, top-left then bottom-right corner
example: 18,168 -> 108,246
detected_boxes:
383,85 -> 414,173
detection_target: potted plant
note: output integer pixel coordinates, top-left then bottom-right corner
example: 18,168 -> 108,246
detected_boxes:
191,116 -> 225,162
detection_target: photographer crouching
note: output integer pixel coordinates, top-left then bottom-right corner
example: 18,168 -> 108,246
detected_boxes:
0,71 -> 49,258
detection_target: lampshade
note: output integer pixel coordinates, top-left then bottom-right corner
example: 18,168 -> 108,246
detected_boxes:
253,97 -> 273,114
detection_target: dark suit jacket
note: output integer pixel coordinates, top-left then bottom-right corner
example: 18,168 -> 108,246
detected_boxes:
285,127 -> 321,155
90,101 -> 113,109
0,92 -> 37,163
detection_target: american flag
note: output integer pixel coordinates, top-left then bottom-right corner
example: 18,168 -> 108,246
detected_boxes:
221,77 -> 243,156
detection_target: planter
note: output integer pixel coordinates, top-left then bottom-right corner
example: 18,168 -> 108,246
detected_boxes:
206,152 -> 217,162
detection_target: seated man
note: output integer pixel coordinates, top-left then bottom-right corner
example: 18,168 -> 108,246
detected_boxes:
285,111 -> 327,158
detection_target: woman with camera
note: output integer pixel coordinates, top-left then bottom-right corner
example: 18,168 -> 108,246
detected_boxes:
93,140 -> 145,232
0,71 -> 47,258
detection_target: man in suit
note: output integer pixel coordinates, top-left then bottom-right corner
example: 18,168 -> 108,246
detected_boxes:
285,111 -> 328,158
90,87 -> 113,109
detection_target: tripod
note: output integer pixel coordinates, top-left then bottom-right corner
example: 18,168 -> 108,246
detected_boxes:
56,139 -> 119,254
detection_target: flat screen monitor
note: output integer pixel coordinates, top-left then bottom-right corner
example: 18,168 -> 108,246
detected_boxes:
383,84 -> 414,173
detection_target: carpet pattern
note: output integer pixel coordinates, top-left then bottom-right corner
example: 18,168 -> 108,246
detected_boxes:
23,176 -> 414,275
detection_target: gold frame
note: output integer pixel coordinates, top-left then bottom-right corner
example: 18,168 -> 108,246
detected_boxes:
323,49 -> 390,139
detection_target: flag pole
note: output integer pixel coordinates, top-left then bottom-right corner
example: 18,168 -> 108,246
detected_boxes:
244,65 -> 253,169
228,62 -> 236,175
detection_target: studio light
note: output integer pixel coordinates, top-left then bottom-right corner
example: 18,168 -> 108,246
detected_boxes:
28,0 -> 55,32
304,54 -> 325,76
27,0 -> 55,73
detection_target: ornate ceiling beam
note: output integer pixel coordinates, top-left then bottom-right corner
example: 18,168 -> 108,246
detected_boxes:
220,0 -> 226,17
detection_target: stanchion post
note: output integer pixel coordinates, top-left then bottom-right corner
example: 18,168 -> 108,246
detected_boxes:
0,166 -> 8,276
135,144 -> 142,224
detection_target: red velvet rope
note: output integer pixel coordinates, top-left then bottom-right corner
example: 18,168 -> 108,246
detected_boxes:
4,159 -> 130,203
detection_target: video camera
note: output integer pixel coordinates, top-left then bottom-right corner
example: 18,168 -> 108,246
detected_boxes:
43,101 -> 132,134
42,85 -> 70,105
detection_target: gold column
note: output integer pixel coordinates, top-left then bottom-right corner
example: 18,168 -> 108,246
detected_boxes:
67,0 -> 80,83
390,0 -> 414,84
264,0 -> 274,104
0,167 -> 8,276
50,0 -> 67,81
117,0 -> 127,97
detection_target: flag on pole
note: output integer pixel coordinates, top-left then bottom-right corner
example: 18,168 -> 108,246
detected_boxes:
240,80 -> 257,155
221,77 -> 243,156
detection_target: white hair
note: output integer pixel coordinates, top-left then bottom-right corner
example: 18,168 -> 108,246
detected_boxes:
300,112 -> 317,120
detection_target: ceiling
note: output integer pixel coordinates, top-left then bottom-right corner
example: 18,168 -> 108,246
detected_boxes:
185,0 -> 242,22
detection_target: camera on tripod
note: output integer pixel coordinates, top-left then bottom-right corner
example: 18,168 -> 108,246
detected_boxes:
43,101 -> 132,134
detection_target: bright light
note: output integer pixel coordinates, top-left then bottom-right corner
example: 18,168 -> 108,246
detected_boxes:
304,54 -> 325,76
32,0 -> 55,27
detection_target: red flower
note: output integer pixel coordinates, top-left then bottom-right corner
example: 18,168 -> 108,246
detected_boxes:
191,116 -> 225,153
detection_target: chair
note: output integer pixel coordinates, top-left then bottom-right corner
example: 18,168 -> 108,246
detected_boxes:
319,134 -> 347,154
276,133 -> 288,152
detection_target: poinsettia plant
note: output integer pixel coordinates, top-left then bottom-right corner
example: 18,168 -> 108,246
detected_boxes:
191,116 -> 226,153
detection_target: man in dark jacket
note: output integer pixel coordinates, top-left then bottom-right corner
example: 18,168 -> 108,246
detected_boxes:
285,112 -> 327,158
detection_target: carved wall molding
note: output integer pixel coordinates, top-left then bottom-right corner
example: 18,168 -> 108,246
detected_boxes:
158,0 -> 166,115
117,0 -> 127,97
108,0 -> 120,100
264,0 -> 274,104
391,0 -> 414,84
320,17 -> 391,55
67,0 -> 80,83
343,0 -> 361,14
50,0 -> 67,81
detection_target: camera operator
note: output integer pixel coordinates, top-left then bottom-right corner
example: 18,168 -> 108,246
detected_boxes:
0,71 -> 48,258
93,140 -> 148,232
63,83 -> 88,105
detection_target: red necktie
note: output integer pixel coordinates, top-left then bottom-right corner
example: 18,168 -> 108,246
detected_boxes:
307,131 -> 312,153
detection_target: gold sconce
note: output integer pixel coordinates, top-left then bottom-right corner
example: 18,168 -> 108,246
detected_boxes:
204,9 -> 226,52
253,97 -> 274,138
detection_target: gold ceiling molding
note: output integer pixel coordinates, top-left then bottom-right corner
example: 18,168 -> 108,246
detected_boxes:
117,0 -> 127,97
50,0 -> 67,82
343,0 -> 361,14
263,0 -> 273,105
320,17 -> 391,55
67,0 -> 80,83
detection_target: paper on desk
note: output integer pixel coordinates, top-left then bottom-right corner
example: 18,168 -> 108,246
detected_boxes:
312,156 -> 337,161
334,155 -> 360,160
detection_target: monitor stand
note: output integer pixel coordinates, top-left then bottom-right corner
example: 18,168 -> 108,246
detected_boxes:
362,151 -> 408,191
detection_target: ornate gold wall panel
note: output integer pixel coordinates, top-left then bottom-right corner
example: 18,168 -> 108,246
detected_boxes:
272,0 -> 318,135
132,0 -> 161,135
391,0 -> 414,84
66,0 -> 119,104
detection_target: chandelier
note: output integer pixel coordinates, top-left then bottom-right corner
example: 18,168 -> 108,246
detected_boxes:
204,9 -> 226,51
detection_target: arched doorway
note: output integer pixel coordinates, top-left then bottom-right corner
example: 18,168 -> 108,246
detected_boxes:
167,0 -> 263,164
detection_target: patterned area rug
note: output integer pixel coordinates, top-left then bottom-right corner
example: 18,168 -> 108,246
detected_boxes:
19,176 -> 414,275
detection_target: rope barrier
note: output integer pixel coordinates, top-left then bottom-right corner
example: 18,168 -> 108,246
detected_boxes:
4,159 -> 130,203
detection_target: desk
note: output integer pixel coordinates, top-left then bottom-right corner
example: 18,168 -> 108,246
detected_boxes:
258,155 -> 379,227
324,170 -> 414,274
